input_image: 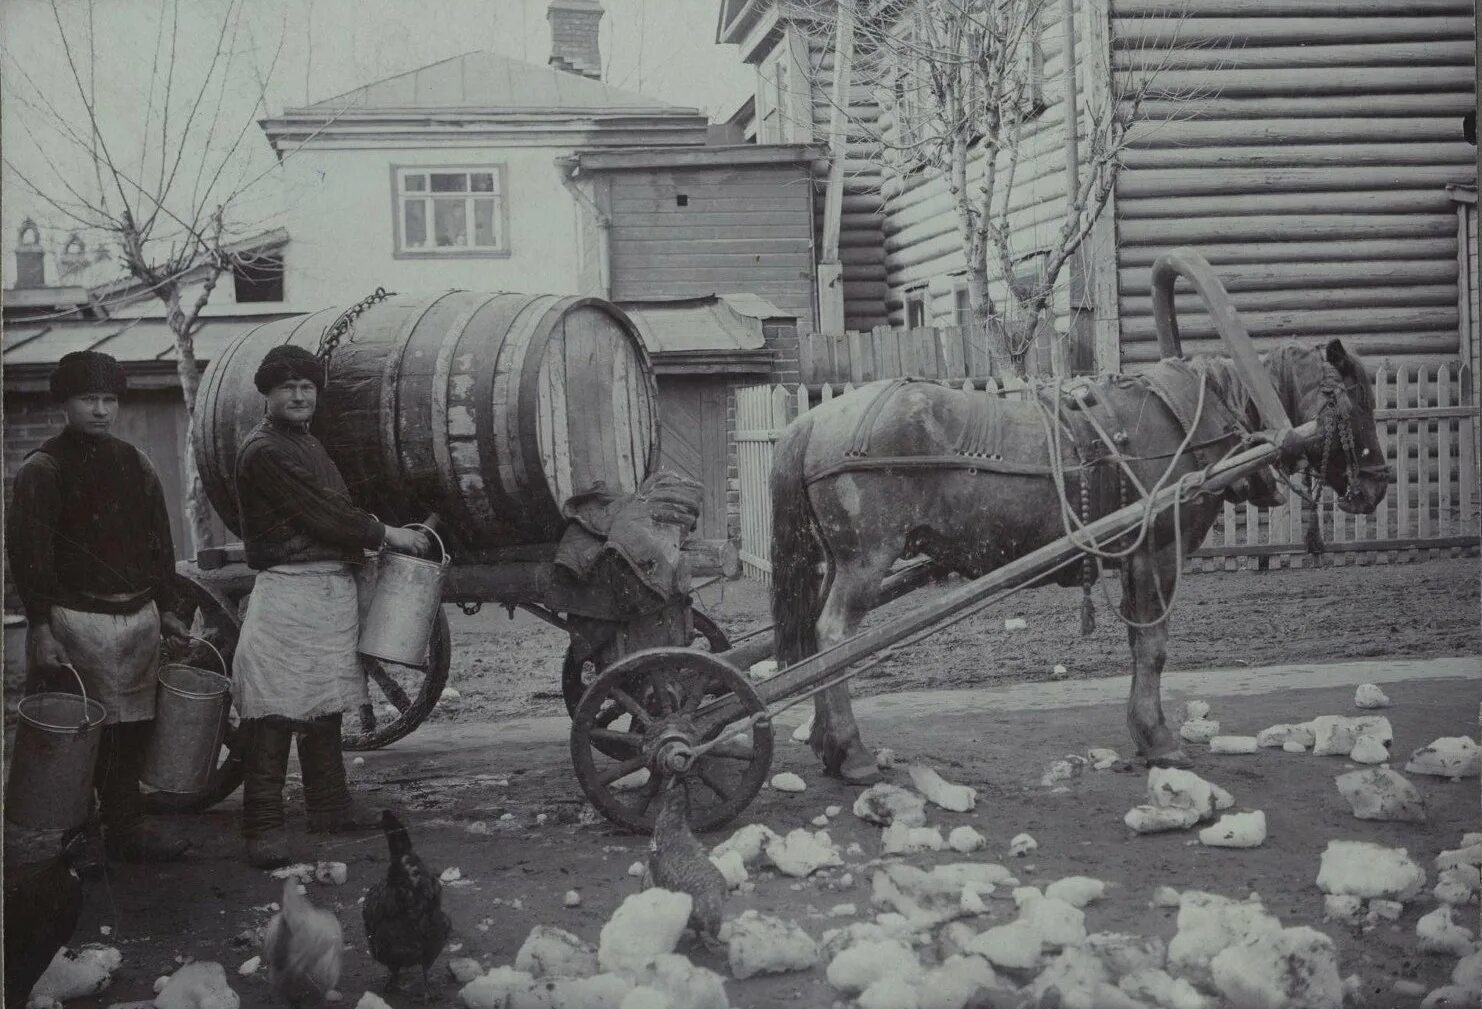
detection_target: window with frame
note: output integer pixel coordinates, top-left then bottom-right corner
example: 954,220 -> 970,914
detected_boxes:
395,167 -> 506,255
953,284 -> 973,330
905,289 -> 928,328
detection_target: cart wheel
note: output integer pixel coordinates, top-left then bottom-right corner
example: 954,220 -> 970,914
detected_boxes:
144,573 -> 247,814
343,608 -> 452,751
562,608 -> 731,722
570,648 -> 772,834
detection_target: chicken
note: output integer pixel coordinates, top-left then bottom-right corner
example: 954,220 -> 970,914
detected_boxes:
646,775 -> 727,947
4,826 -> 87,1006
264,878 -> 342,1009
362,810 -> 451,997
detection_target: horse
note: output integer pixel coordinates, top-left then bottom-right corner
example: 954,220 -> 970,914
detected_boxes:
769,338 -> 1391,784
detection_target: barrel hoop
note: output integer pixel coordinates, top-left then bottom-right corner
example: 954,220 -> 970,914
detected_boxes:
468,295 -> 541,538
488,296 -> 560,540
431,292 -> 502,542
378,292 -> 459,522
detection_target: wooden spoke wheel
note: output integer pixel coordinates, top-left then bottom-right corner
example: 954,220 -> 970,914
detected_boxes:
342,609 -> 452,751
570,648 -> 773,835
144,573 -> 248,814
561,607 -> 731,729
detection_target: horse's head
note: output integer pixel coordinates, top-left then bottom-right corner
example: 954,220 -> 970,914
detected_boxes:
1271,339 -> 1391,514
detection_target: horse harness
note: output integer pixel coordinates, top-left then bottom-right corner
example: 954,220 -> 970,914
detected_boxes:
805,366 -> 1257,507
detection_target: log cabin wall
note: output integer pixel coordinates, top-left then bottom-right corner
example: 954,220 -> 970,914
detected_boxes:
1110,0 -> 1477,372
874,4 -> 1079,346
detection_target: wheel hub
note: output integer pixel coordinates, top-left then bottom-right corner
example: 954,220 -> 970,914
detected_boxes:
645,719 -> 700,775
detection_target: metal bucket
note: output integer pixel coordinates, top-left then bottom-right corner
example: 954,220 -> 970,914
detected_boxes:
358,523 -> 449,667
142,638 -> 231,794
4,664 -> 107,830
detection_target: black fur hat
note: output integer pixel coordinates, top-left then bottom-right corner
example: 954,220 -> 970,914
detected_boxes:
253,344 -> 325,394
50,350 -> 127,403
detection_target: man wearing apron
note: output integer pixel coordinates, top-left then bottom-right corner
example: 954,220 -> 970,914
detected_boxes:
7,351 -> 192,862
233,344 -> 429,868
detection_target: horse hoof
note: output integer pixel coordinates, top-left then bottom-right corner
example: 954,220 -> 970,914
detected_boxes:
836,748 -> 883,785
1146,749 -> 1193,769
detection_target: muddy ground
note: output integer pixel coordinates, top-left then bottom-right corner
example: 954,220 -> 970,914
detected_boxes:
12,557 -> 1482,1009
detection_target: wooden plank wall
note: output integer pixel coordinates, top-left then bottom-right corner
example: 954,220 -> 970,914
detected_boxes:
804,36 -> 890,329
874,4 -> 1078,333
1111,0 -> 1477,369
733,360 -> 1480,581
606,162 -> 818,328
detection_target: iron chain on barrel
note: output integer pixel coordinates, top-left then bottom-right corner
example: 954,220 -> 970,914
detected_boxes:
316,286 -> 397,371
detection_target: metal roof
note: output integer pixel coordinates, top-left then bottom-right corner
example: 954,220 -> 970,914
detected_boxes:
295,51 -> 698,116
1,316 -> 296,373
620,295 -> 785,355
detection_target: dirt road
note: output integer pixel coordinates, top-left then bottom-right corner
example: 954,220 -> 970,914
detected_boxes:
56,656 -> 1481,1009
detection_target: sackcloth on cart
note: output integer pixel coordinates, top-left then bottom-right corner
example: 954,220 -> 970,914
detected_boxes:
31,601 -> 161,724
232,561 -> 368,721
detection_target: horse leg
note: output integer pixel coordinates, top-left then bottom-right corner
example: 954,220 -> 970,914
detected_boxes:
1122,544 -> 1191,768
809,546 -> 899,786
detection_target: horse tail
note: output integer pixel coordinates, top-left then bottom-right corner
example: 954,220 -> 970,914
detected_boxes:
771,413 -> 824,666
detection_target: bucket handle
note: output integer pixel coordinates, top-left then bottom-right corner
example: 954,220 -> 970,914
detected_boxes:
56,663 -> 95,733
403,522 -> 449,566
180,634 -> 228,677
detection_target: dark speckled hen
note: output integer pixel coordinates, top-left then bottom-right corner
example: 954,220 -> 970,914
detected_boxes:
4,827 -> 88,1006
362,810 -> 451,998
646,776 -> 727,946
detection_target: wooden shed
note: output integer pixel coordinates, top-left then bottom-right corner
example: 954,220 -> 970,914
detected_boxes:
565,143 -> 825,330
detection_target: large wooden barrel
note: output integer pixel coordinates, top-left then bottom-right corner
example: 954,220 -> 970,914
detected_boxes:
195,291 -> 660,553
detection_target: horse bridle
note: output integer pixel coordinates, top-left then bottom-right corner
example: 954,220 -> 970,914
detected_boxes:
1306,362 -> 1381,507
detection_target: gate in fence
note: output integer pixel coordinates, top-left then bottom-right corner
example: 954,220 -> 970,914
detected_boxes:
734,363 -> 1480,584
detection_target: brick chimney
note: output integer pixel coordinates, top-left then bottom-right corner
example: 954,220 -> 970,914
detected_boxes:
547,0 -> 603,80
13,218 -> 45,289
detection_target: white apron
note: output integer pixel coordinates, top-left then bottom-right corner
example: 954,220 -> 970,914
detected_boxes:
32,602 -> 161,724
232,561 -> 369,721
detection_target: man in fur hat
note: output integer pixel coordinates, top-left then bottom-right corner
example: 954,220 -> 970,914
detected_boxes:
7,350 -> 192,862
232,343 -> 429,868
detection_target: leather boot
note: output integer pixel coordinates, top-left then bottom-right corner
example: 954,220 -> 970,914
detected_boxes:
241,717 -> 296,868
300,714 -> 380,834
96,721 -> 191,863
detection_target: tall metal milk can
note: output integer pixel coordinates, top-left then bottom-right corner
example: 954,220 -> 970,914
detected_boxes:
358,522 -> 449,667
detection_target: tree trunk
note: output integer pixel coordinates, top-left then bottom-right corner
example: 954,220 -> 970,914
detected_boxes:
163,281 -> 216,556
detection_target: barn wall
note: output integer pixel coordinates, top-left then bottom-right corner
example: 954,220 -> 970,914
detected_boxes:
606,162 -> 818,329
1110,0 -> 1477,370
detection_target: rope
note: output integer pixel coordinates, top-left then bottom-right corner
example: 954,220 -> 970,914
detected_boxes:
1031,372 -> 1240,629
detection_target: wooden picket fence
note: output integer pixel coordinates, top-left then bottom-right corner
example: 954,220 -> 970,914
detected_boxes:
798,325 -> 1000,386
734,362 -> 1480,584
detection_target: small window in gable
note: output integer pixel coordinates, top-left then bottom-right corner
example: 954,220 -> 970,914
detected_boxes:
394,166 -> 508,257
